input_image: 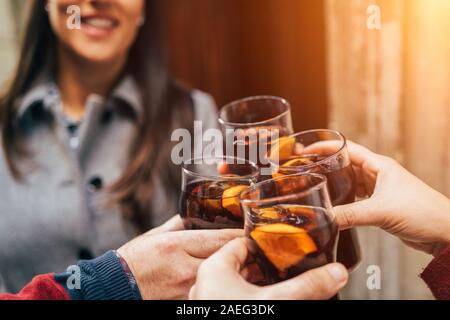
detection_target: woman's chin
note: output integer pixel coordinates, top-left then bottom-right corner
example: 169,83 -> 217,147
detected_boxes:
74,48 -> 125,65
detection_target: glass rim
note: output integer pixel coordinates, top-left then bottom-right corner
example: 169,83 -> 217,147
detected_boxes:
218,95 -> 292,127
240,173 -> 329,207
269,129 -> 348,171
245,205 -> 335,230
182,156 -> 260,181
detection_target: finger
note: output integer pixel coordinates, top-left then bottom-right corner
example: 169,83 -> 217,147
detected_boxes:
145,215 -> 185,236
346,141 -> 389,175
300,140 -> 382,176
180,229 -> 244,259
301,140 -> 378,171
346,141 -> 378,167
264,263 -> 348,300
334,199 -> 381,229
205,238 -> 249,269
294,142 -> 304,155
191,239 -> 250,300
160,215 -> 185,231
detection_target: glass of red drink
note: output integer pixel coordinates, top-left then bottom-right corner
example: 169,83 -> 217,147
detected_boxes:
180,156 -> 259,229
219,96 -> 294,175
240,173 -> 338,284
267,129 -> 362,272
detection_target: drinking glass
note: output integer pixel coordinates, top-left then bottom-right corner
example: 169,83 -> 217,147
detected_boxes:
267,129 -> 361,271
219,96 -> 294,175
240,173 -> 339,284
219,96 -> 293,133
180,156 -> 259,229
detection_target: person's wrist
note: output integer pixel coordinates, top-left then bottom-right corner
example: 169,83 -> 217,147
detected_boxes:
431,225 -> 450,257
69,251 -> 142,300
55,251 -> 141,300
114,250 -> 143,299
91,251 -> 141,300
431,242 -> 450,258
430,199 -> 450,252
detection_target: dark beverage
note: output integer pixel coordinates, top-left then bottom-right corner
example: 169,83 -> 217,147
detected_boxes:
180,179 -> 251,229
245,205 -> 338,283
219,96 -> 294,177
274,154 -> 361,271
225,125 -> 292,170
180,157 -> 259,230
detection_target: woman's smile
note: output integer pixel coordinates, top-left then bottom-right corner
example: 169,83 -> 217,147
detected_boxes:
81,15 -> 120,38
46,0 -> 144,62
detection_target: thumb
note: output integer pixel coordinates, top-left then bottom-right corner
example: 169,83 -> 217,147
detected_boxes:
334,199 -> 380,229
190,238 -> 249,300
202,238 -> 249,270
144,215 -> 184,235
182,229 -> 244,259
264,263 -> 348,300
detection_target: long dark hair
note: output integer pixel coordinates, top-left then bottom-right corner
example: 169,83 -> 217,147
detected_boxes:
0,0 -> 194,232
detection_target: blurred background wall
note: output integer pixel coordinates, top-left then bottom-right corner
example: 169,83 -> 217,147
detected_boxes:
1,0 -> 448,299
161,0 -> 328,131
326,0 -> 449,299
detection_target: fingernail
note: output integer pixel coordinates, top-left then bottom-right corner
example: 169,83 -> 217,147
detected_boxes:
328,264 -> 348,283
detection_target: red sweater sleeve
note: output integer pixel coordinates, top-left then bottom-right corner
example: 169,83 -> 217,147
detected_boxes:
0,274 -> 70,300
420,246 -> 450,300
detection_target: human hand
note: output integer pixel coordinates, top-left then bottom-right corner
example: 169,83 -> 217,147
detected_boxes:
190,238 -> 348,300
145,215 -> 185,235
333,142 -> 450,256
117,222 -> 243,300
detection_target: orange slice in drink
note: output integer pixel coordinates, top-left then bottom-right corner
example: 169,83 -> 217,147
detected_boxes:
271,168 -> 285,180
258,208 -> 281,219
222,185 -> 248,217
205,198 -> 222,210
271,157 -> 306,179
198,183 -> 224,210
251,223 -> 317,272
282,158 -> 304,167
269,137 -> 296,162
282,156 -> 315,167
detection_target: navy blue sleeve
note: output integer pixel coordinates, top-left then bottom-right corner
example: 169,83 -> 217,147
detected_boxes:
54,251 -> 142,300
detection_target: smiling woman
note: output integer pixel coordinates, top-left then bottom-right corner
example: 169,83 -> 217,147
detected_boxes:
0,0 -> 218,293
45,0 -> 146,121
47,0 -> 144,63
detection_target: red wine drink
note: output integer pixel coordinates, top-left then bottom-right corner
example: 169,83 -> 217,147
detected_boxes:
181,180 -> 248,229
219,96 -> 294,177
180,156 -> 259,229
240,174 -> 339,284
245,205 -> 338,283
268,130 -> 362,271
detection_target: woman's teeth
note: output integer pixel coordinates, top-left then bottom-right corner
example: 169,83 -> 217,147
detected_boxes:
83,18 -> 115,29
